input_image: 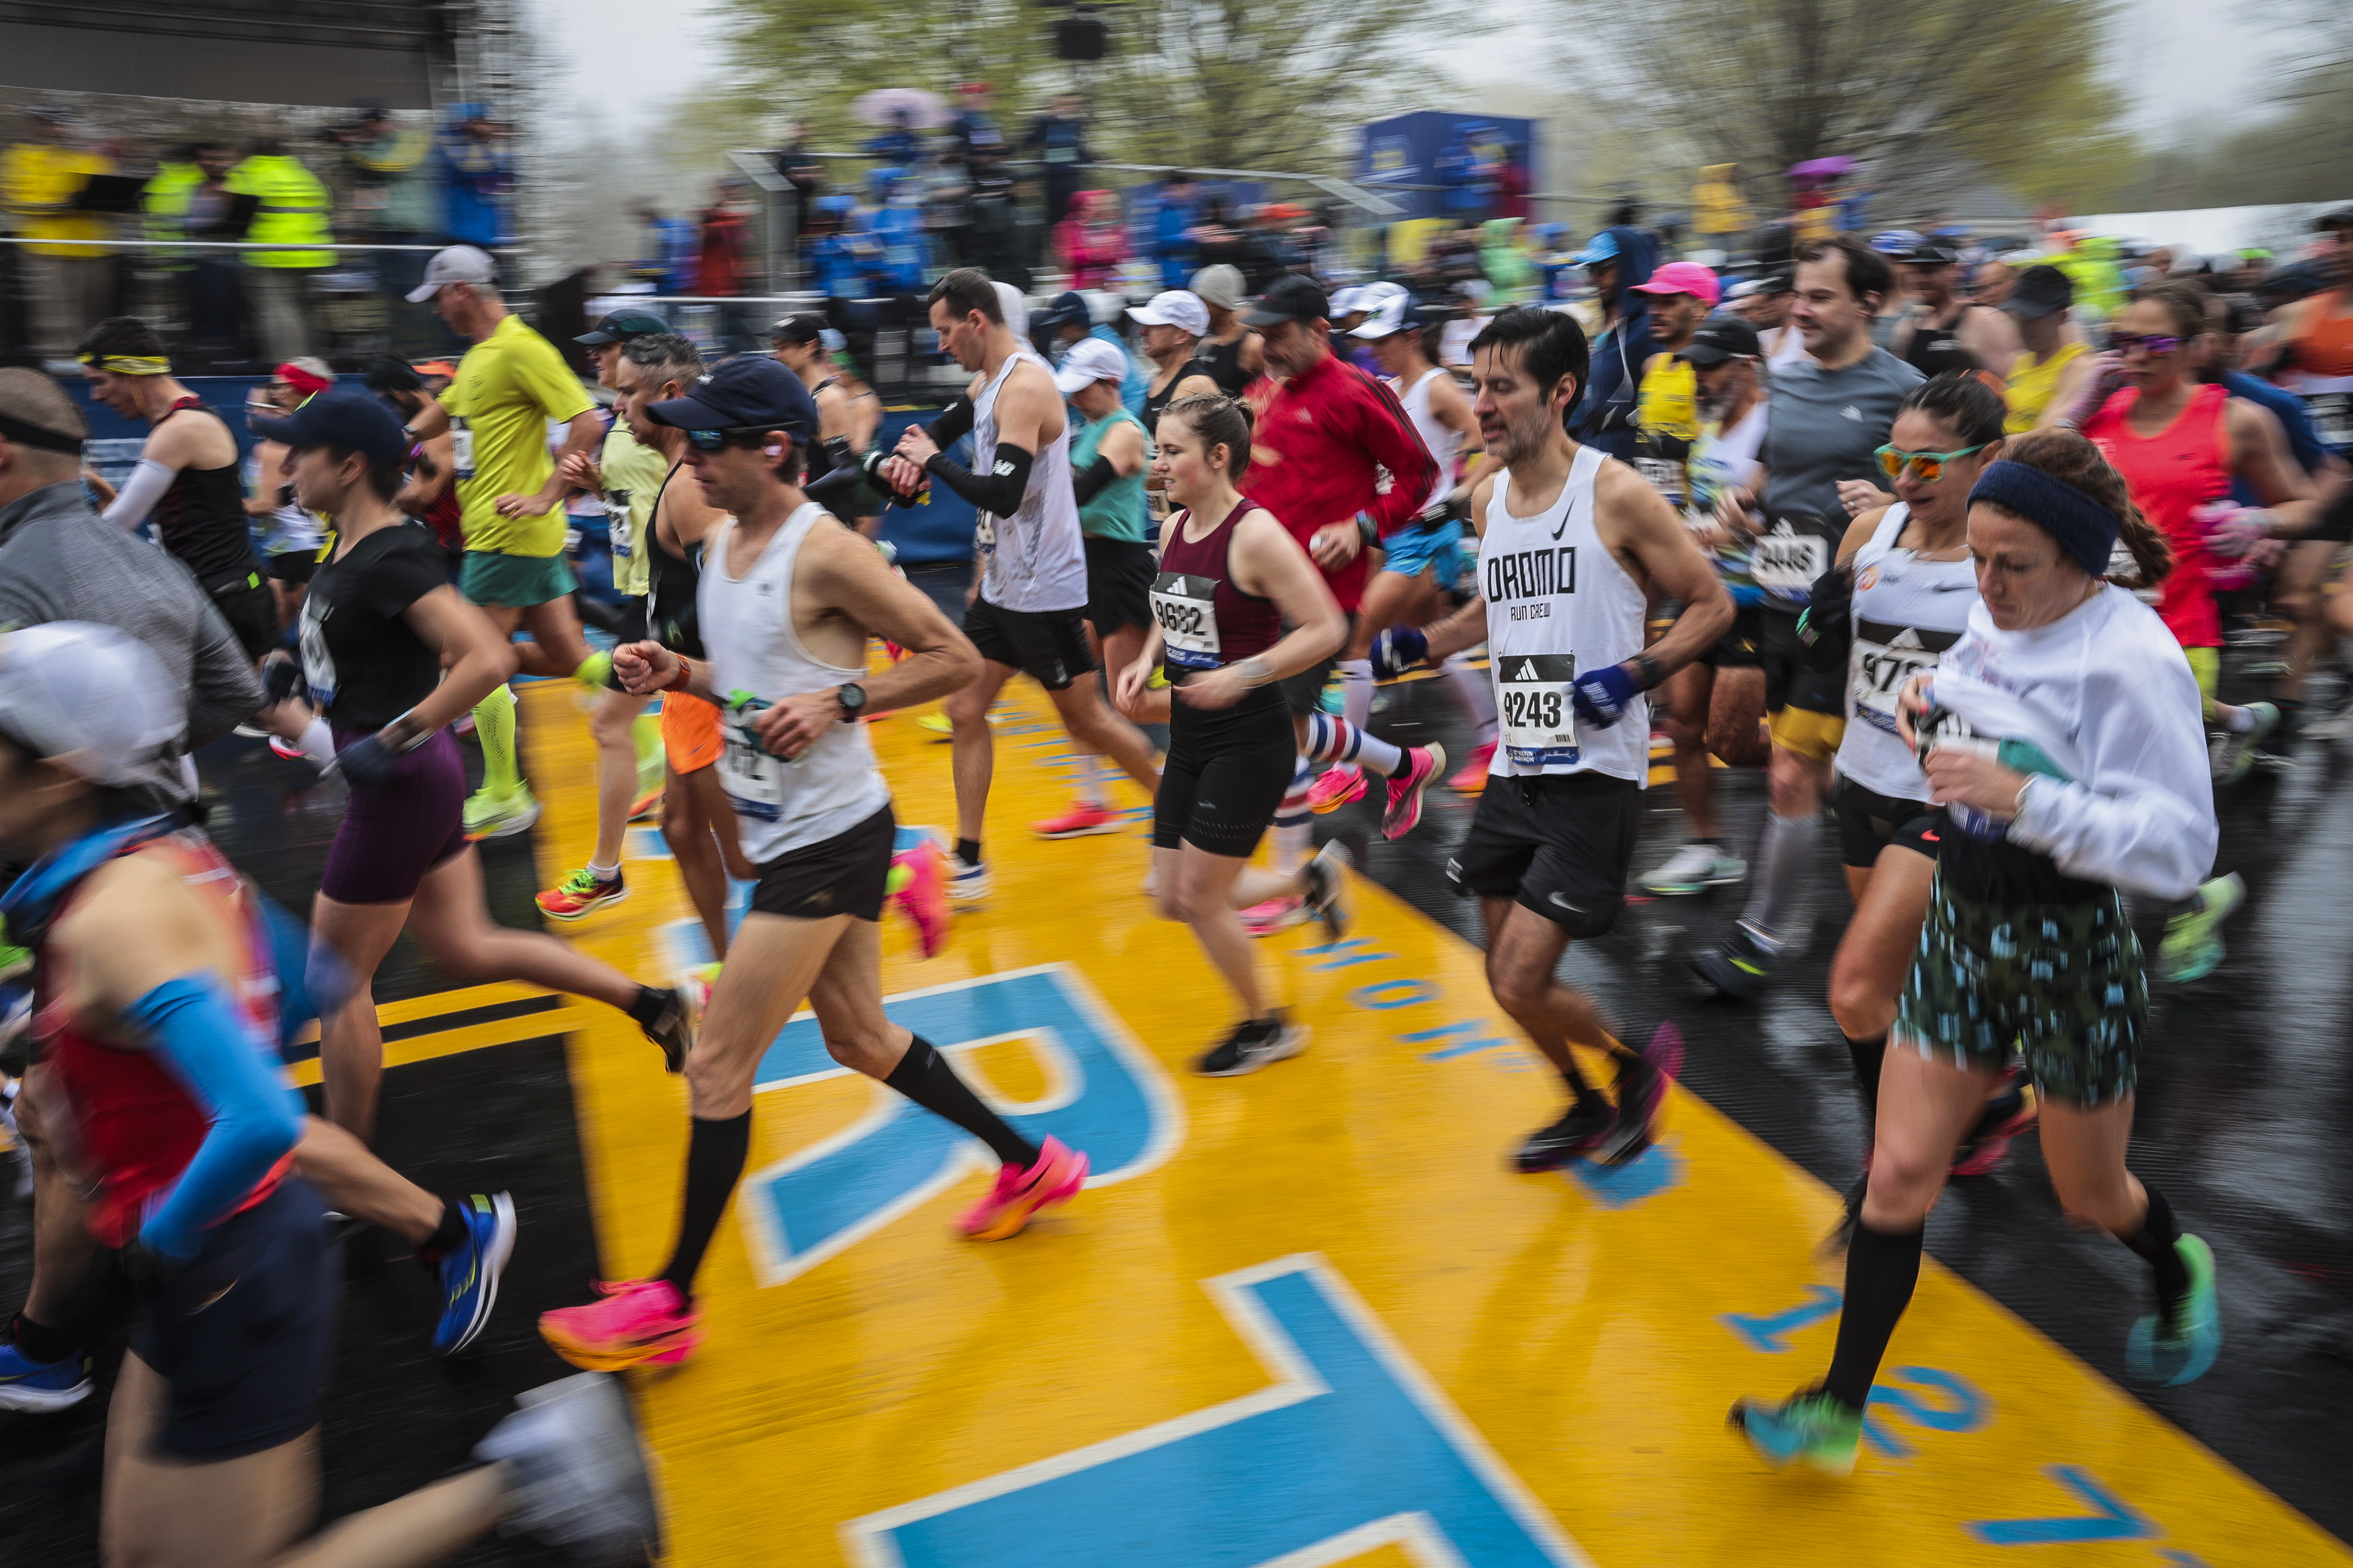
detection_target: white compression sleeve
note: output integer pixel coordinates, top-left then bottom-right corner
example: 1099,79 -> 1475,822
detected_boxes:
102,458 -> 178,532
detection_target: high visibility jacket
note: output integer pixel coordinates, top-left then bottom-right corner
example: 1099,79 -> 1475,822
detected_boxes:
143,161 -> 203,263
1,143 -> 116,256
226,155 -> 333,269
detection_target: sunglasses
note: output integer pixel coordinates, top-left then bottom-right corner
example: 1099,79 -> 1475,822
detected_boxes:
2109,333 -> 2183,356
1874,442 -> 1989,483
683,425 -> 781,453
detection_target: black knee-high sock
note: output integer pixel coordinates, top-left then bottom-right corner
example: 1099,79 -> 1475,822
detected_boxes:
2121,1180 -> 2190,1313
885,1034 -> 1040,1169
660,1111 -> 752,1298
1824,1218 -> 1924,1411
1844,1034 -> 1886,1126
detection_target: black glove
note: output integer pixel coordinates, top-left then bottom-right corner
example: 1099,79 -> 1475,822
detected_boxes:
1794,561 -> 1854,673
335,731 -> 400,788
263,658 -> 303,705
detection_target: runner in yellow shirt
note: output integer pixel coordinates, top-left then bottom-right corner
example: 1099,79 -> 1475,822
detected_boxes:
2001,265 -> 2096,434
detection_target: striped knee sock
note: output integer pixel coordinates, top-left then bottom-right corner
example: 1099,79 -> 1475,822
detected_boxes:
1304,711 -> 1402,777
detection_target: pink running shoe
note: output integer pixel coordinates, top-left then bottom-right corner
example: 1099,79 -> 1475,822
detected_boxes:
889,841 -> 952,959
957,1136 -> 1089,1241
539,1279 -> 701,1370
1447,739 -> 1497,794
1950,1071 -> 2038,1177
1031,800 -> 1124,839
1306,765 -> 1366,813
1381,743 -> 1447,839
1241,895 -> 1310,936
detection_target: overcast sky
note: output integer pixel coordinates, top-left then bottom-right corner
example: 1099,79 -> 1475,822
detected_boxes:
530,0 -> 2278,142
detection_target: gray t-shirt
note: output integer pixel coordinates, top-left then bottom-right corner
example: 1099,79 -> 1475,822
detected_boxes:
1753,347 -> 1923,609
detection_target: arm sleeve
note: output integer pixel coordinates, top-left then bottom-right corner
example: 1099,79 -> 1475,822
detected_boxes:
924,393 -> 975,449
1353,372 -> 1443,537
124,973 -> 304,1261
925,442 -> 1033,515
1070,453 -> 1121,506
102,459 -> 179,532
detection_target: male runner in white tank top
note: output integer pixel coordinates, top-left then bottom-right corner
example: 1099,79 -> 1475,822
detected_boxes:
541,357 -> 1088,1371
1407,306 -> 1734,1172
885,267 -> 1161,900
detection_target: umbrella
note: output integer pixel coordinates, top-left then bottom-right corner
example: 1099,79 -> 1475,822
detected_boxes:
852,88 -> 952,129
1788,156 -> 1858,182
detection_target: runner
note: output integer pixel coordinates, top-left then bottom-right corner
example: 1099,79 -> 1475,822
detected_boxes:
247,391 -> 696,1141
883,268 -> 1161,899
2258,206 -> 2353,459
77,316 -> 277,660
1407,306 -> 1733,1169
1189,263 -> 1266,395
532,312 -> 674,922
398,244 -> 606,841
1032,335 -> 1160,839
539,356 -> 1087,1370
2001,265 -> 2095,434
1131,287 -> 1220,523
1732,431 -> 2225,1473
1638,315 -> 1769,896
0,621 -> 661,1564
1886,237 -> 2013,378
772,308 -> 887,537
1691,237 -> 1924,999
364,355 -> 463,575
241,364 -> 332,624
1735,271 -> 1810,370
1113,393 -> 1351,1073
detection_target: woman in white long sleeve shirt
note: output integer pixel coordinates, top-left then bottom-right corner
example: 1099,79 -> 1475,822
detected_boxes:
1732,429 -> 2225,1476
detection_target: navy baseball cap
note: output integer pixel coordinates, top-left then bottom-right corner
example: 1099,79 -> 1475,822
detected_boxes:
575,311 -> 670,345
1679,316 -> 1761,366
1035,290 -> 1092,332
248,389 -> 409,468
645,355 -> 818,442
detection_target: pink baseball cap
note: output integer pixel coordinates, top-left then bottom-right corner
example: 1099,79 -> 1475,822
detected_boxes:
1632,261 -> 1722,307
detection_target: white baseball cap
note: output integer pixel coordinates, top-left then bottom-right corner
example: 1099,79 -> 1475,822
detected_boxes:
1052,335 -> 1131,395
0,622 -> 184,787
1328,286 -> 1365,317
1351,291 -> 1419,339
1125,289 -> 1209,337
406,244 -> 497,302
993,280 -> 1030,339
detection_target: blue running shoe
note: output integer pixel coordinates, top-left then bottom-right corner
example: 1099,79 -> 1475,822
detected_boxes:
0,1337 -> 93,1412
2127,1233 -> 2221,1387
1728,1386 -> 1863,1475
432,1192 -> 518,1356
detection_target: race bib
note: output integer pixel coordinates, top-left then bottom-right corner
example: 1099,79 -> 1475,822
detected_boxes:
1149,571 -> 1222,669
1497,652 -> 1578,767
606,489 -> 633,557
296,597 -> 335,710
1850,625 -> 1947,735
718,697 -> 787,821
450,417 -> 476,482
973,511 -> 996,554
1634,456 -> 1686,511
1751,517 -> 1831,599
2304,390 -> 2353,453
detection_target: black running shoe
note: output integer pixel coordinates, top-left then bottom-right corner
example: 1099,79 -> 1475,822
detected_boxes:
1591,1021 -> 1685,1166
1512,1096 -> 1612,1172
1195,1012 -> 1310,1077
1302,841 -> 1352,942
1689,924 -> 1778,1001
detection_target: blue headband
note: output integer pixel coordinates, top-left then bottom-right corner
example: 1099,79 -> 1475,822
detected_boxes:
1968,460 -> 2119,578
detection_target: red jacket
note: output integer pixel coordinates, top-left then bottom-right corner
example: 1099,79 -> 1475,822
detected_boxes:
1244,349 -> 1440,612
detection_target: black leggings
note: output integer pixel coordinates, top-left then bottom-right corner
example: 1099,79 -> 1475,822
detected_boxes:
1152,688 -> 1294,860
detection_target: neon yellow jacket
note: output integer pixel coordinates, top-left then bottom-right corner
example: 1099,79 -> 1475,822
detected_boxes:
227,155 -> 334,269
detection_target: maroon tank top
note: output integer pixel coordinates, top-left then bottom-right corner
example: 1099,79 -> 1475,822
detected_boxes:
1152,496 -> 1283,672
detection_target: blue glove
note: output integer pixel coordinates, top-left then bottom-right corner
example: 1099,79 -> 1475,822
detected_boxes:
1369,624 -> 1429,680
1570,662 -> 1641,729
335,731 -> 400,788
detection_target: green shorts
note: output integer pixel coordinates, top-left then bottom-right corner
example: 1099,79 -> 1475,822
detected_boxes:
460,549 -> 577,610
1892,876 -> 2146,1108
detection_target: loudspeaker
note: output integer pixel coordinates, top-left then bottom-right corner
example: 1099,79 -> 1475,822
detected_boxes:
1054,16 -> 1106,58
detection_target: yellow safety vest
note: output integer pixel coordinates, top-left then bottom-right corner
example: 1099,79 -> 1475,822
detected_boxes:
143,162 -> 202,263
226,156 -> 334,269
1,143 -> 116,257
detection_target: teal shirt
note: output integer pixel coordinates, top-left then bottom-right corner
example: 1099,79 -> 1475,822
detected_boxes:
1072,405 -> 1149,543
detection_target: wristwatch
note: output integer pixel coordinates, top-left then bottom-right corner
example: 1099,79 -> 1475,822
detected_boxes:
836,682 -> 868,723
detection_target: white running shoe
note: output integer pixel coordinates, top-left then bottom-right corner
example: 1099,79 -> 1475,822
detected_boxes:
474,1372 -> 661,1563
1640,840 -> 1747,897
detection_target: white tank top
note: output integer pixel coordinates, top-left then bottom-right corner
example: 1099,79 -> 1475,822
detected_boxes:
973,349 -> 1088,614
1400,367 -> 1462,511
1837,503 -> 1979,800
696,503 -> 891,862
1480,447 -> 1650,784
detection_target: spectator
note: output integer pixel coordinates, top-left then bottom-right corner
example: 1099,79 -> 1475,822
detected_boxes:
143,141 -> 244,363
863,107 -> 923,169
1024,92 -> 1094,228
951,83 -> 1004,156
868,168 -> 930,295
227,135 -> 334,362
1154,171 -> 1199,289
1491,146 -> 1530,223
436,104 -> 514,247
337,107 -> 438,344
635,200 -> 696,296
806,194 -> 869,298
770,118 -> 824,249
696,178 -> 753,298
1052,189 -> 1126,290
1193,196 -> 1279,292
922,143 -> 972,268
963,145 -> 1023,286
2,107 -> 117,362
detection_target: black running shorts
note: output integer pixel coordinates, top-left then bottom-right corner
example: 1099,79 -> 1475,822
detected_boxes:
1701,604 -> 1763,669
963,597 -> 1095,692
1835,775 -> 1948,870
1447,770 -> 1642,938
210,575 -> 282,662
749,802 -> 896,922
1083,535 -> 1156,636
1152,688 -> 1294,858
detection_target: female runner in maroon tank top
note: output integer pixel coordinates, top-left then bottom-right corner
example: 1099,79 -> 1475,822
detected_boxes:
1112,395 -> 1354,1077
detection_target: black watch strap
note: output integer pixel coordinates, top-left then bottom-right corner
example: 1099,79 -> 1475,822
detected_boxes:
838,682 -> 867,720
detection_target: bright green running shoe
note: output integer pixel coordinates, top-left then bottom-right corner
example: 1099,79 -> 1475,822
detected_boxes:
2126,1233 -> 2221,1387
1728,1387 -> 1864,1475
2157,872 -> 2243,983
464,786 -> 543,842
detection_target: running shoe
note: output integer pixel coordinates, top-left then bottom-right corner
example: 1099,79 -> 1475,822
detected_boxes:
638,985 -> 699,1073
539,1280 -> 701,1371
889,841 -> 952,958
1307,764 -> 1367,813
1447,739 -> 1497,794
463,786 -> 543,841
0,1337 -> 92,1412
474,1371 -> 662,1561
1302,841 -> 1351,942
949,857 -> 991,902
2157,872 -> 2244,984
2210,702 -> 2278,784
1728,1386 -> 1864,1475
1242,895 -> 1310,936
1512,1094 -> 1612,1173
955,1135 -> 1089,1241
1640,841 -> 1749,897
1950,1071 -> 2037,1177
535,867 -> 628,921
1591,1021 -> 1684,1166
628,786 -> 664,823
2126,1233 -> 2222,1387
432,1192 -> 518,1356
268,735 -> 313,765
1195,1012 -> 1310,1076
1690,923 -> 1778,1001
1031,800 -> 1123,839
233,721 -> 271,739
1381,744 -> 1446,840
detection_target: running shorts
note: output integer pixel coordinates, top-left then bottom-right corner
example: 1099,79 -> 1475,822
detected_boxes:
1278,614 -> 1359,718
130,1178 -> 336,1460
963,596 -> 1094,692
319,727 -> 469,904
1152,686 -> 1294,859
661,691 -> 723,776
613,592 -> 649,646
459,549 -> 578,610
1894,878 -> 2145,1108
2308,481 -> 2353,544
1760,608 -> 1845,722
1083,535 -> 1156,636
264,547 -> 319,585
1701,603 -> 1763,669
748,800 -> 895,922
1378,517 -> 1466,584
1835,774 -> 1947,869
206,572 -> 280,662
1446,770 -> 1642,938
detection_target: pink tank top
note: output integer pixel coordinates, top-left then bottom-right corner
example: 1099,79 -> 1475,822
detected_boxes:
2083,383 -> 2231,649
